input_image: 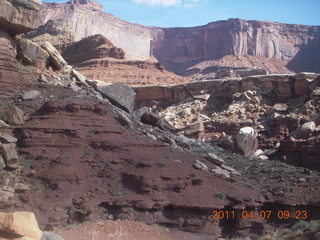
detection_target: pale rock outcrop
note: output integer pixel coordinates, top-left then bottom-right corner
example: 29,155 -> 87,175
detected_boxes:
233,133 -> 258,157
22,90 -> 41,100
291,121 -> 316,139
18,38 -> 49,68
0,212 -> 42,240
41,42 -> 67,70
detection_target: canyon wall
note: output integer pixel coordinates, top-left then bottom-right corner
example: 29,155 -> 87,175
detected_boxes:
39,0 -> 320,73
152,19 -> 320,73
39,0 -> 156,60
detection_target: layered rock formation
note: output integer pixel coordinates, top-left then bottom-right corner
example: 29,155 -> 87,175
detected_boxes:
39,0 -> 155,60
39,1 -> 320,74
58,34 -> 190,86
0,0 -> 41,34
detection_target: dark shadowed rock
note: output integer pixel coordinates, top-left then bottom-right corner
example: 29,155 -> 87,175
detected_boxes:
6,105 -> 24,125
291,121 -> 316,139
233,133 -> 258,157
2,143 -> 19,169
140,110 -> 175,132
97,82 -> 136,113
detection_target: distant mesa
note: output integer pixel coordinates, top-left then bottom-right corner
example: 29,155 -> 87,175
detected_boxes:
39,0 -> 320,76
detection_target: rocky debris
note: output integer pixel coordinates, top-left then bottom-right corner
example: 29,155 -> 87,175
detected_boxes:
315,113 -> 320,125
41,232 -> 64,240
0,133 -> 17,144
272,103 -> 289,112
233,133 -> 258,157
206,153 -> 224,166
140,110 -> 175,132
17,39 -> 49,68
291,121 -> 316,139
6,105 -> 24,126
96,82 -> 136,113
22,90 -> 41,100
183,120 -> 204,136
174,135 -> 195,149
62,34 -> 125,65
25,19 -> 75,47
71,69 -> 86,85
0,212 -> 42,240
211,166 -> 230,178
239,126 -> 255,135
1,143 -> 19,169
192,160 -> 208,171
40,42 -> 67,70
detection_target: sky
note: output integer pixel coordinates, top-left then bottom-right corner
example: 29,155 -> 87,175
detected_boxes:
44,0 -> 320,28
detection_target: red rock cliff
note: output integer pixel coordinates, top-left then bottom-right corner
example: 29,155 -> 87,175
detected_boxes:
39,1 -> 320,73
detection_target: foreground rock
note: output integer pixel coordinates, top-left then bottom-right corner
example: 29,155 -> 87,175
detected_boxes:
0,212 -> 42,240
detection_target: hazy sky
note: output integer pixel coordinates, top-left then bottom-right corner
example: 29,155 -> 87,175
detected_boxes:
45,0 -> 320,27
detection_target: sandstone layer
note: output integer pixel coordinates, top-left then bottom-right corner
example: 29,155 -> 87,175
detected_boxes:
0,0 -> 41,34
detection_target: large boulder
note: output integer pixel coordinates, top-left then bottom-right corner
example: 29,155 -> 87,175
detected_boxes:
41,42 -> 67,70
233,133 -> 258,157
6,105 -> 24,125
0,0 -> 41,34
1,143 -> 19,169
97,82 -> 136,113
0,212 -> 42,240
18,38 -> 49,68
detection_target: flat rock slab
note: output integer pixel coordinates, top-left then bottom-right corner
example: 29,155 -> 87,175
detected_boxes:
97,82 -> 136,113
1,143 -> 19,169
22,90 -> 41,100
0,133 -> 17,143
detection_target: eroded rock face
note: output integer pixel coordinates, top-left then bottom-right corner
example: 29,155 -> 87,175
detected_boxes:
39,1 -> 154,60
39,1 -> 320,75
153,19 -> 320,74
0,0 -> 41,34
62,34 -> 125,65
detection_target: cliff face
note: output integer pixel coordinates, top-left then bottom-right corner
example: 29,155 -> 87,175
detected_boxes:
0,0 -> 41,34
39,1 -> 320,73
39,1 -> 156,60
152,19 -> 320,73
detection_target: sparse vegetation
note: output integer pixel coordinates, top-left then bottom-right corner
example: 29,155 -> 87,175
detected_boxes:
190,172 -> 197,178
157,162 -> 166,168
215,193 -> 226,200
116,191 -> 128,197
